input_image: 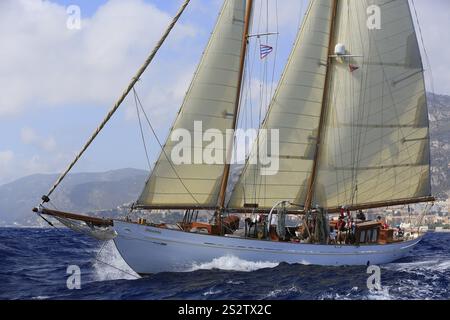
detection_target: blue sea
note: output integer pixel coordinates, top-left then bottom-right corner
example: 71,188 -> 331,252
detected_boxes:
0,228 -> 449,300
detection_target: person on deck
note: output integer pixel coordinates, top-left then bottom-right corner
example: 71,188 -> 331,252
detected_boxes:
357,210 -> 366,222
329,227 -> 337,244
348,218 -> 356,244
396,225 -> 404,239
336,216 -> 347,244
377,216 -> 389,229
340,206 -> 346,219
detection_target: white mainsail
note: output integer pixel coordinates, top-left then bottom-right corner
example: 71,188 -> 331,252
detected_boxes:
313,0 -> 432,208
137,0 -> 248,208
228,0 -> 334,209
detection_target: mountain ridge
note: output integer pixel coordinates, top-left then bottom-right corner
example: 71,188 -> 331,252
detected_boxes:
0,168 -> 148,227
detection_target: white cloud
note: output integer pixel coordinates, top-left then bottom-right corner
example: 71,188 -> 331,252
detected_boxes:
0,0 -> 197,117
0,150 -> 71,185
20,127 -> 57,152
0,150 -> 14,167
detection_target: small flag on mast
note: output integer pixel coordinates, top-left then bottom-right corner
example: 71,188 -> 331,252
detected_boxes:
260,44 -> 273,59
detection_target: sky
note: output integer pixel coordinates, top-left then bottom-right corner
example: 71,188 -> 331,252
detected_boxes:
0,0 -> 449,186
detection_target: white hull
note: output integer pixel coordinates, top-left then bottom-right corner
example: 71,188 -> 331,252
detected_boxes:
113,221 -> 423,275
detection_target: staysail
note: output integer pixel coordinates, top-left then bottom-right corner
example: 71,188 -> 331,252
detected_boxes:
312,0 -> 432,209
137,0 -> 249,209
228,0 -> 334,210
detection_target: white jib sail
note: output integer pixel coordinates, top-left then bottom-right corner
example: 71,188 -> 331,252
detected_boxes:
137,0 -> 248,208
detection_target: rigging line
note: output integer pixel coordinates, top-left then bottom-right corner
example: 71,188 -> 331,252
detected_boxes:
269,0 -> 279,114
353,4 -> 362,204
262,0 -> 270,205
352,1 -> 367,205
41,0 -> 192,202
348,2 -> 359,205
47,199 -> 60,211
355,0 -> 373,204
411,0 -> 436,104
133,89 -> 152,171
94,241 -> 140,280
233,12 -> 257,206
133,89 -> 201,206
249,0 -> 264,205
236,40 -> 255,201
344,2 -> 356,204
256,0 -> 272,205
360,0 -> 385,200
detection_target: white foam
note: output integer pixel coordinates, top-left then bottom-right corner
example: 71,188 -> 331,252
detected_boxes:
389,259 -> 439,270
366,287 -> 393,300
264,286 -> 301,299
190,255 -> 279,272
92,241 -> 140,281
388,259 -> 450,274
435,260 -> 450,271
226,280 -> 245,285
31,296 -> 50,300
203,289 -> 223,296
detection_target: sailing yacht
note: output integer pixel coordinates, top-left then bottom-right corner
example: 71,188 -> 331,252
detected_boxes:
34,0 -> 435,275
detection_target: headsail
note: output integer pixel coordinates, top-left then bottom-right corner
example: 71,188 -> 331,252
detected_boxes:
228,0 -> 334,210
137,0 -> 249,209
313,0 -> 432,209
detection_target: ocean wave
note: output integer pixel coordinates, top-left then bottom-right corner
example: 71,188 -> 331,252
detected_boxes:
92,241 -> 139,281
264,286 -> 302,299
189,256 -> 279,272
31,296 -> 50,300
2,228 -> 449,300
388,259 -> 450,275
226,280 -> 245,285
203,289 -> 223,296
364,286 -> 394,300
389,279 -> 448,300
435,260 -> 450,271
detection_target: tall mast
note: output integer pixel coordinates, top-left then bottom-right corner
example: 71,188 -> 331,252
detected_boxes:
217,0 -> 254,211
304,0 -> 339,212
